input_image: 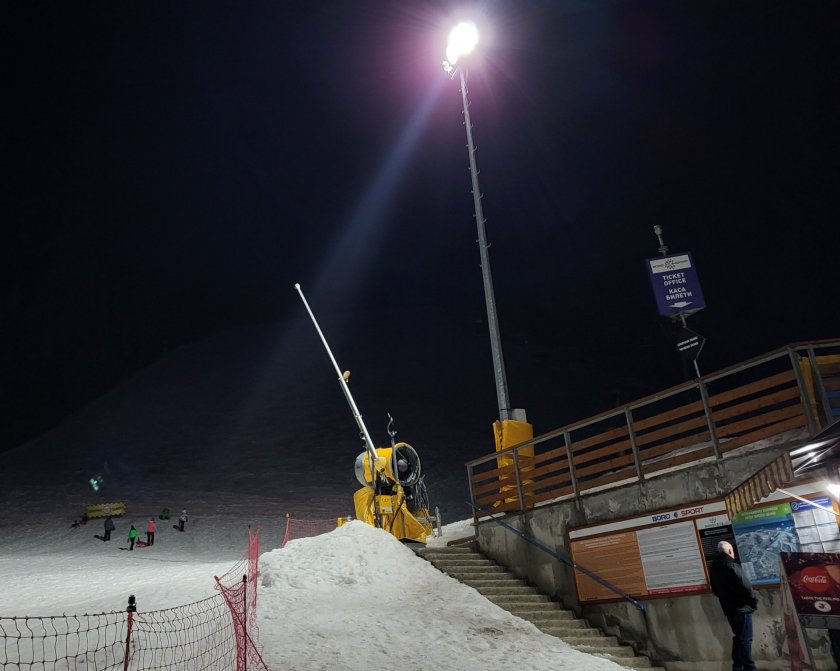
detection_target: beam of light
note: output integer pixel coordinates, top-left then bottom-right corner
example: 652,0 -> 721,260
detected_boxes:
307,75 -> 447,311
446,21 -> 479,66
229,76 -> 448,449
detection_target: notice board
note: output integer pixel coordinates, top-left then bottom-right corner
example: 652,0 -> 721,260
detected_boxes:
568,489 -> 840,604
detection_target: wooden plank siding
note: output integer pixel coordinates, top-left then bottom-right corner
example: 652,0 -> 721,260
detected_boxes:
466,342 -> 839,515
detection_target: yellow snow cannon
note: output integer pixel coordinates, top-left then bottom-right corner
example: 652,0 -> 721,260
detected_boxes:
295,283 -> 439,544
352,442 -> 433,543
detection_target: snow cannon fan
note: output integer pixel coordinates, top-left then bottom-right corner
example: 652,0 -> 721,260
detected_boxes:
295,283 -> 439,542
354,442 -> 420,490
354,441 -> 431,517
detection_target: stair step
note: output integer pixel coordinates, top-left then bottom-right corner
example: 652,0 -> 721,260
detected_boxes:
448,571 -> 512,581
562,634 -> 616,646
416,546 -> 475,555
493,600 -> 561,611
536,622 -> 599,635
462,578 -> 526,588
484,593 -> 553,605
581,645 -> 638,658
476,585 -> 540,596
513,610 -> 576,622
430,558 -> 496,566
429,559 -> 496,571
599,655 -> 653,668
443,565 -> 508,574
418,548 -> 481,557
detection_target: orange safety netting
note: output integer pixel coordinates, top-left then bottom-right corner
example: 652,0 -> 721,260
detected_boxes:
281,514 -> 342,548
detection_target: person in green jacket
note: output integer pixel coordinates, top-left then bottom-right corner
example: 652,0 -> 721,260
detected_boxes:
128,525 -> 138,551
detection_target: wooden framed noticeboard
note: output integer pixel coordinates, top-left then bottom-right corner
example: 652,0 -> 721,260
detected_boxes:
568,483 -> 840,604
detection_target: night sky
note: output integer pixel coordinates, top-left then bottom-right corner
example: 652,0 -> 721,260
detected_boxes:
5,1 -> 839,454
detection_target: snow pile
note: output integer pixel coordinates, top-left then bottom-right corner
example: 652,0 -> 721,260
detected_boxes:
256,521 -> 626,671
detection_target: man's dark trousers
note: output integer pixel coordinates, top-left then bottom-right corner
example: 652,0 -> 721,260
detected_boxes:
726,611 -> 757,671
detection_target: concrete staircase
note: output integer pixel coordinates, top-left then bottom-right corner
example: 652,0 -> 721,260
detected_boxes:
414,543 -> 664,671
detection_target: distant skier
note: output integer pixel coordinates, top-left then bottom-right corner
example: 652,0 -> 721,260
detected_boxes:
178,509 -> 188,532
146,518 -> 156,546
127,525 -> 138,551
160,507 -> 171,520
103,515 -> 115,542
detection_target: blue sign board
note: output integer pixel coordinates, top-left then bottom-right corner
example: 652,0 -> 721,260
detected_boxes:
646,252 -> 706,318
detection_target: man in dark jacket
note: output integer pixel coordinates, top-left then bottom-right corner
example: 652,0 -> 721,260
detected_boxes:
103,516 -> 115,542
709,540 -> 758,671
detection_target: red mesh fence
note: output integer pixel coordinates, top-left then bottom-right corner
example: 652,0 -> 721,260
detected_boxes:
280,513 -> 342,547
1,527 -> 269,670
214,526 -> 267,671
1,611 -> 126,669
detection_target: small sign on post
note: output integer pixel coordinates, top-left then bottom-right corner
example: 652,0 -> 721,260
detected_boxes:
646,252 -> 706,319
676,328 -> 706,363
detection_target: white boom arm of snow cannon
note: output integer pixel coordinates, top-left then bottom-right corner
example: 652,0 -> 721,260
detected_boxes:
294,283 -> 381,473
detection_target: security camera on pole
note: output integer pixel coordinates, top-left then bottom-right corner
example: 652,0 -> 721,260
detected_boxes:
645,226 -> 707,378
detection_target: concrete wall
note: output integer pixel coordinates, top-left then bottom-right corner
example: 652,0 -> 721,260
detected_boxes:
474,437 -> 837,670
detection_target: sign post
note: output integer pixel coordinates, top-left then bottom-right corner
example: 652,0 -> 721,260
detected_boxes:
646,226 -> 707,377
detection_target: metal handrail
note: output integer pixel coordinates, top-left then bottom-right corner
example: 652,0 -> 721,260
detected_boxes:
466,340 -> 840,468
469,502 -> 645,611
466,340 -> 840,512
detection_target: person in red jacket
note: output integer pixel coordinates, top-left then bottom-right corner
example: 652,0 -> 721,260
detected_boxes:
146,518 -> 156,546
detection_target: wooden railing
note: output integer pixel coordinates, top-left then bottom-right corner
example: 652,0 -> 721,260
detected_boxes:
466,340 -> 840,516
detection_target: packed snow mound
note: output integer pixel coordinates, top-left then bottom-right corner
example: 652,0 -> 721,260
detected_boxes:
262,521 -> 404,589
256,521 -> 627,671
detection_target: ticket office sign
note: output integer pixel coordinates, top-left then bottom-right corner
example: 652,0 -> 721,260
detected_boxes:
646,252 -> 706,318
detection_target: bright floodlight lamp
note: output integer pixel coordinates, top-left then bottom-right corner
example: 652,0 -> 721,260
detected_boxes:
442,21 -> 479,74
447,21 -> 478,64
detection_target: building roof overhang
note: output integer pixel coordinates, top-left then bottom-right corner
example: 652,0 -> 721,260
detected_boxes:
724,419 -> 840,518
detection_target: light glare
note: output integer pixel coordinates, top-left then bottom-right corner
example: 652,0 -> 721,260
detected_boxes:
446,21 -> 479,66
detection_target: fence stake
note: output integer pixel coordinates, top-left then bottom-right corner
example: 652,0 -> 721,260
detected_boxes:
243,575 -> 248,671
123,594 -> 136,671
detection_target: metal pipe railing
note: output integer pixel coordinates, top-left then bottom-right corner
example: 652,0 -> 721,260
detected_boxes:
466,340 -> 840,512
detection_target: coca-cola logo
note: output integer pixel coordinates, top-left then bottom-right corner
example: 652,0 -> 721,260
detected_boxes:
800,567 -> 830,594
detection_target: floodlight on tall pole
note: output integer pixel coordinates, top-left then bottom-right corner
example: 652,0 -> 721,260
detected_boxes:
443,22 -> 511,422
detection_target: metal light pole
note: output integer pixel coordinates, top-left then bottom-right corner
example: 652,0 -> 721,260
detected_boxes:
444,24 -> 511,422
